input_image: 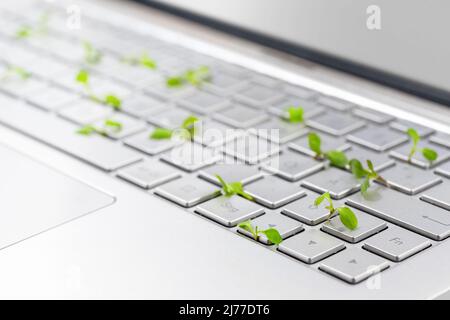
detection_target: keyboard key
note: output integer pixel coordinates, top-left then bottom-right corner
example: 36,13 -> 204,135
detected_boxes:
430,132 -> 450,148
251,118 -> 309,144
195,195 -> 264,227
278,229 -> 345,264
121,95 -> 165,118
1,76 -> 47,98
117,160 -> 181,189
93,113 -> 146,139
27,86 -> 78,111
145,81 -> 194,100
222,135 -> 280,164
352,108 -> 394,124
193,120 -> 241,148
381,163 -> 442,195
147,107 -> 197,130
177,90 -> 229,115
0,98 -> 142,171
344,146 -> 395,172
347,125 -> 408,152
161,142 -> 220,172
252,74 -> 280,88
213,104 -> 269,128
289,133 -> 351,157
123,129 -> 181,155
363,226 -> 431,262
319,248 -> 389,284
435,161 -> 450,178
261,150 -> 325,181
307,113 -> 365,136
283,85 -> 317,99
234,83 -> 283,107
244,176 -> 306,208
237,213 -> 304,244
199,163 -> 262,186
390,120 -> 434,137
390,142 -> 450,169
203,72 -> 248,96
421,182 -> 450,210
347,186 -> 450,240
58,100 -> 112,125
316,96 -> 353,112
154,176 -> 220,207
301,168 -> 361,200
322,209 -> 387,243
268,96 -> 324,120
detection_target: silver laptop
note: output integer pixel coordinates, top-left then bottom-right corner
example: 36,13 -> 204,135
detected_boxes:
0,0 -> 449,299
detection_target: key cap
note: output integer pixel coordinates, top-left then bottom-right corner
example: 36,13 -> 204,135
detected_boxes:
435,161 -> 450,178
283,85 -> 317,100
234,83 -> 283,107
2,76 -> 47,98
117,159 -> 181,189
344,146 -> 395,172
252,74 -> 280,88
390,142 -> 450,169
261,150 -> 325,181
222,135 -> 280,164
237,213 -> 304,244
430,132 -> 450,148
145,81 -> 193,101
319,247 -> 389,284
347,186 -> 450,240
322,209 -> 387,243
58,100 -> 112,125
268,96 -> 324,120
282,192 -> 343,225
193,120 -> 241,147
316,96 -> 353,112
26,85 -> 78,111
195,195 -> 264,227
363,226 -> 431,262
301,168 -> 361,200
147,107 -> 197,130
92,113 -> 147,140
381,163 -> 442,195
244,176 -> 306,208
289,133 -> 351,157
213,104 -> 269,128
203,72 -> 248,96
421,182 -> 450,210
347,125 -> 408,152
0,97 -> 142,171
390,120 -> 434,137
352,108 -> 395,124
199,163 -> 262,186
92,79 -> 132,100
278,229 -> 345,264
161,142 -> 220,172
307,113 -> 365,136
251,118 -> 309,144
154,176 -> 220,207
177,90 -> 229,115
123,129 -> 181,155
121,95 -> 165,118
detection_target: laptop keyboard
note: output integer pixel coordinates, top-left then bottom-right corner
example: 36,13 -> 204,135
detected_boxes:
1,0 -> 450,285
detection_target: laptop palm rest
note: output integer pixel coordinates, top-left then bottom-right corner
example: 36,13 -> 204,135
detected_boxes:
0,144 -> 115,250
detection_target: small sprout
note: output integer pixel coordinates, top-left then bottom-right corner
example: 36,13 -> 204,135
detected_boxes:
407,128 -> 438,164
149,128 -> 173,140
76,119 -> 123,136
238,220 -> 283,245
15,26 -> 33,39
0,65 -> 31,81
104,119 -> 123,132
122,53 -> 157,70
15,12 -> 50,39
75,69 -> 90,86
166,65 -> 211,88
76,124 -> 97,136
314,192 -> 358,230
215,174 -> 253,200
308,132 -> 348,168
149,116 -> 198,141
83,41 -> 102,65
287,106 -> 304,123
104,95 -> 122,110
350,159 -> 389,193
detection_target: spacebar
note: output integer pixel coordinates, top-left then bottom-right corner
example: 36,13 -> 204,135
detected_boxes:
0,99 -> 142,171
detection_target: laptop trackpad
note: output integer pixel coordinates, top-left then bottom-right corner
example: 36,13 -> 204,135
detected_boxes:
0,144 -> 115,249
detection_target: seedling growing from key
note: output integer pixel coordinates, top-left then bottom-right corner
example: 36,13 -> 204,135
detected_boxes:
215,174 -> 253,200
75,69 -> 122,110
122,53 -> 157,70
314,192 -> 358,230
349,159 -> 389,193
308,132 -> 349,168
238,220 -> 283,245
77,119 -> 123,136
407,128 -> 438,165
15,12 -> 50,39
149,115 -> 199,141
166,65 -> 211,88
287,106 -> 304,124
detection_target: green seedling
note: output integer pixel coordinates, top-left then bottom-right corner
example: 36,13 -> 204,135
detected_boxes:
0,65 -> 31,81
122,53 -> 157,70
407,128 -> 438,164
76,119 -> 123,136
215,174 -> 253,200
16,12 -> 50,39
287,106 -> 304,123
349,159 -> 389,193
314,192 -> 358,230
308,132 -> 349,168
238,220 -> 283,245
149,115 -> 198,141
166,65 -> 211,88
83,41 -> 102,65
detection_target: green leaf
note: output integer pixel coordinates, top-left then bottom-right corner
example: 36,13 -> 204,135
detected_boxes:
337,207 -> 358,230
215,175 -> 253,200
349,159 -> 367,178
407,128 -> 420,145
314,192 -> 331,207
76,125 -> 96,135
104,119 -> 123,132
261,228 -> 283,245
422,148 -> 438,162
215,174 -> 234,196
15,26 -> 32,39
75,69 -> 89,85
287,106 -> 304,123
149,128 -> 173,140
367,160 -> 375,173
308,132 -> 322,155
83,41 -> 102,65
140,53 -> 157,69
166,77 -> 184,87
326,150 -> 349,168
361,176 -> 371,194
104,95 -> 121,110
181,116 -> 198,130
238,220 -> 256,239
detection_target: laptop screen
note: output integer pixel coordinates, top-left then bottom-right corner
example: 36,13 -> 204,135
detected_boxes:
136,0 -> 450,107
